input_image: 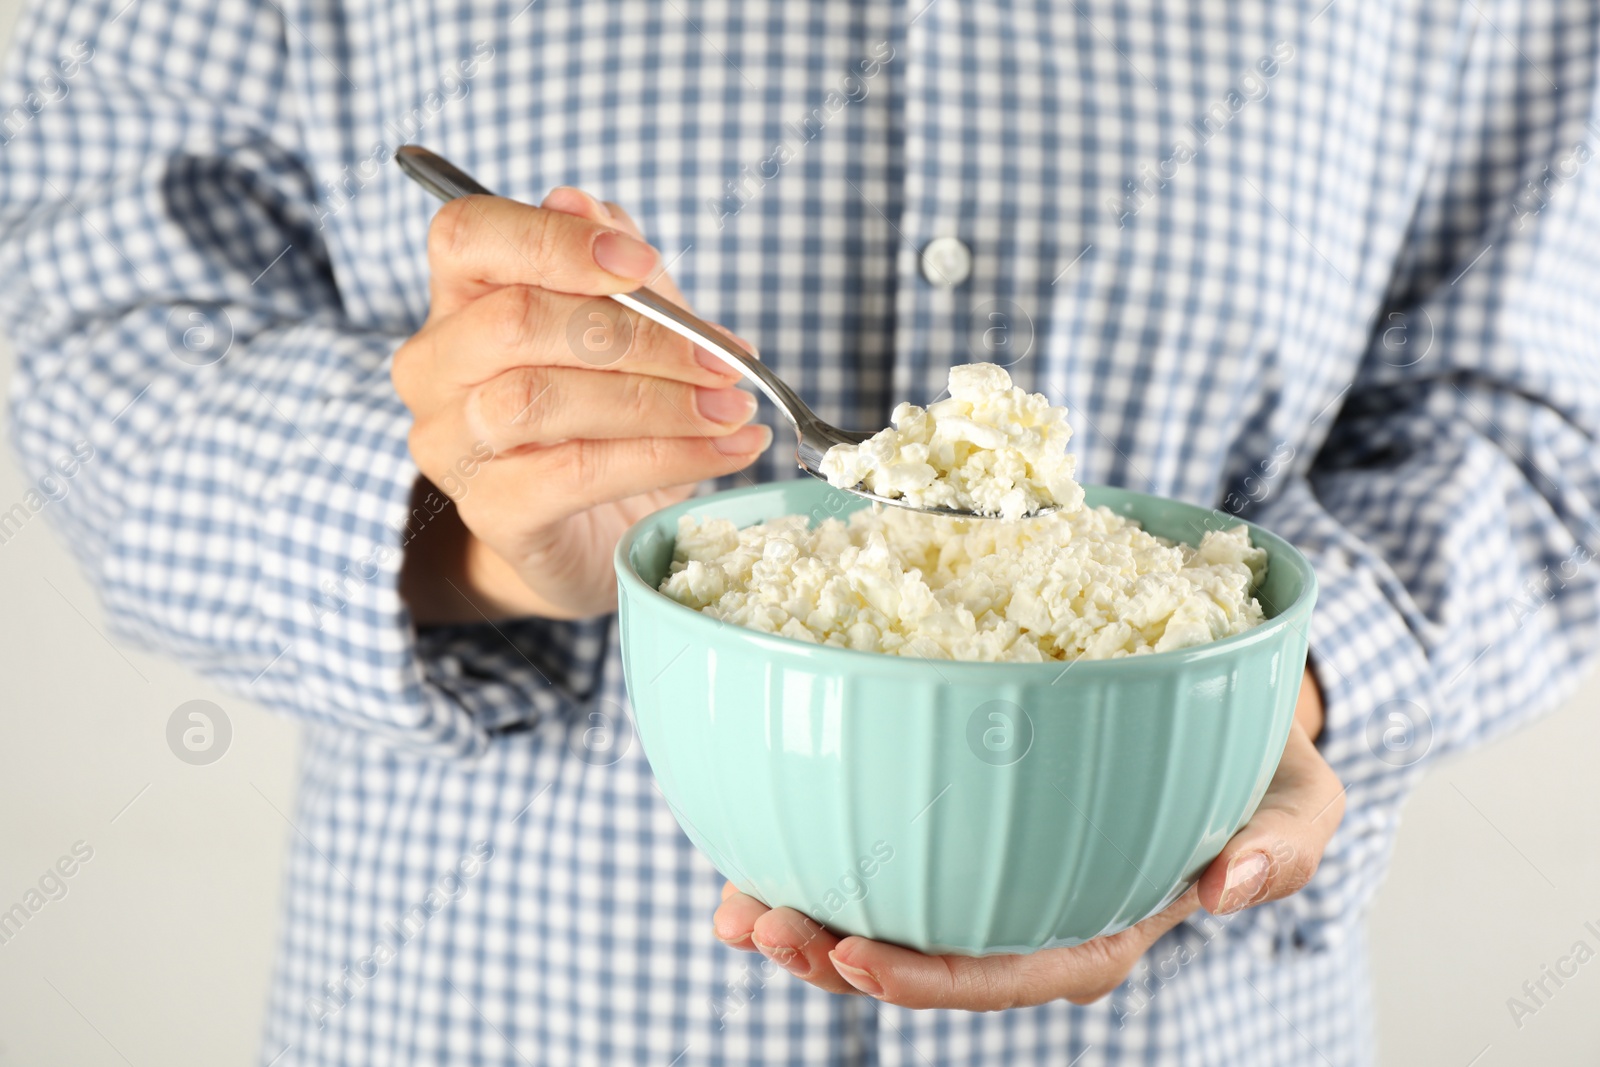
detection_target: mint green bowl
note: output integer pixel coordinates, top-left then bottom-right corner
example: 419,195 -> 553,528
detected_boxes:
615,479 -> 1316,956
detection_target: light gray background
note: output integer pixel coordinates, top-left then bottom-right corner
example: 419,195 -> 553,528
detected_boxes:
0,3 -> 1596,1063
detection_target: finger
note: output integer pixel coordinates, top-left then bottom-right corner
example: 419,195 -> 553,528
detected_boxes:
712,889 -> 770,952
439,366 -> 758,454
602,200 -> 645,239
426,195 -> 662,315
827,885 -> 1201,1010
748,908 -> 859,996
449,425 -> 774,535
542,190 -> 684,299
557,195 -> 758,370
1051,883 -> 1205,1006
539,191 -> 757,371
395,285 -> 744,409
1198,721 -> 1346,916
541,185 -> 617,227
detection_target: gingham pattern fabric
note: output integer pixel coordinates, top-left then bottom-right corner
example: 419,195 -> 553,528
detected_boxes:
4,0 -> 1599,1063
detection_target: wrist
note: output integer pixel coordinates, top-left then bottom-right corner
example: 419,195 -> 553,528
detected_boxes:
399,477 -> 559,625
1297,662 -> 1325,743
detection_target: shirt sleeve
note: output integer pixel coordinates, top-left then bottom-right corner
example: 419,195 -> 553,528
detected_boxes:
0,0 -> 606,757
1230,1 -> 1600,958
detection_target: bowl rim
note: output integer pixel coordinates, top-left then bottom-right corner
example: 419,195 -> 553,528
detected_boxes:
614,479 -> 1319,676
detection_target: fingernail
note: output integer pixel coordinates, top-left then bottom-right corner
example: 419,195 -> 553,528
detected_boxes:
829,953 -> 883,997
593,230 -> 659,279
697,387 -> 757,425
1216,851 -> 1271,914
753,937 -> 809,977
712,423 -> 772,455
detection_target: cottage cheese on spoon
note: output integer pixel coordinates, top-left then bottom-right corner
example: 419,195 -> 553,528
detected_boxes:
819,363 -> 1084,520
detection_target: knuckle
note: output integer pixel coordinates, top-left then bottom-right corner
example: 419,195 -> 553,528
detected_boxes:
405,421 -> 429,465
390,336 -> 425,404
427,196 -> 477,268
619,373 -> 658,427
521,210 -> 568,277
643,435 -> 681,470
536,440 -> 578,489
1276,849 -> 1321,896
405,419 -> 450,483
554,437 -> 601,489
960,960 -> 1012,1011
491,285 -> 547,353
912,957 -> 1012,1013
636,434 -> 677,472
484,365 -> 555,436
1060,949 -> 1131,1007
639,316 -> 696,367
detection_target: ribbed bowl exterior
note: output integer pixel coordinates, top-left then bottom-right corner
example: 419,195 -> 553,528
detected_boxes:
616,481 -> 1316,956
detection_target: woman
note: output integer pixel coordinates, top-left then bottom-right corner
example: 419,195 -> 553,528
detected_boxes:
3,0 -> 1596,1063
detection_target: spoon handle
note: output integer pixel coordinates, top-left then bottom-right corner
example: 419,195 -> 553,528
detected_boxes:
394,144 -> 494,200
393,145 -> 813,432
605,288 -> 811,422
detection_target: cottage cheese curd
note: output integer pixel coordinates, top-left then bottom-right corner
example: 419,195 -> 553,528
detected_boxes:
818,363 -> 1084,520
661,361 -> 1269,662
659,507 -> 1269,662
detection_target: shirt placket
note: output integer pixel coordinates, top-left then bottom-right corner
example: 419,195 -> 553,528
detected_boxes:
892,0 -> 1065,420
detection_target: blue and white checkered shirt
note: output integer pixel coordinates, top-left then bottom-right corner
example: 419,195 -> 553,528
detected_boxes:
5,0 -> 1599,1063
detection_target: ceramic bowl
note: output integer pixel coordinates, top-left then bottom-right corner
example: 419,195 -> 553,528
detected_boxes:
615,479 -> 1315,955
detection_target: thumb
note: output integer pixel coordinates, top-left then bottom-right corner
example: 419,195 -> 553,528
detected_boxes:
1198,720 -> 1346,915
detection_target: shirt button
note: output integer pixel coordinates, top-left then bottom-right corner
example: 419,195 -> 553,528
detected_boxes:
920,236 -> 973,287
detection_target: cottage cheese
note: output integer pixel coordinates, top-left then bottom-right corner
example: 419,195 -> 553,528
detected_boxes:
818,363 -> 1085,520
659,507 -> 1269,662
663,361 -> 1269,662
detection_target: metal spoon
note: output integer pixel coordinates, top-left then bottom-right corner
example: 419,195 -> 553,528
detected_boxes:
394,145 -> 1050,519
